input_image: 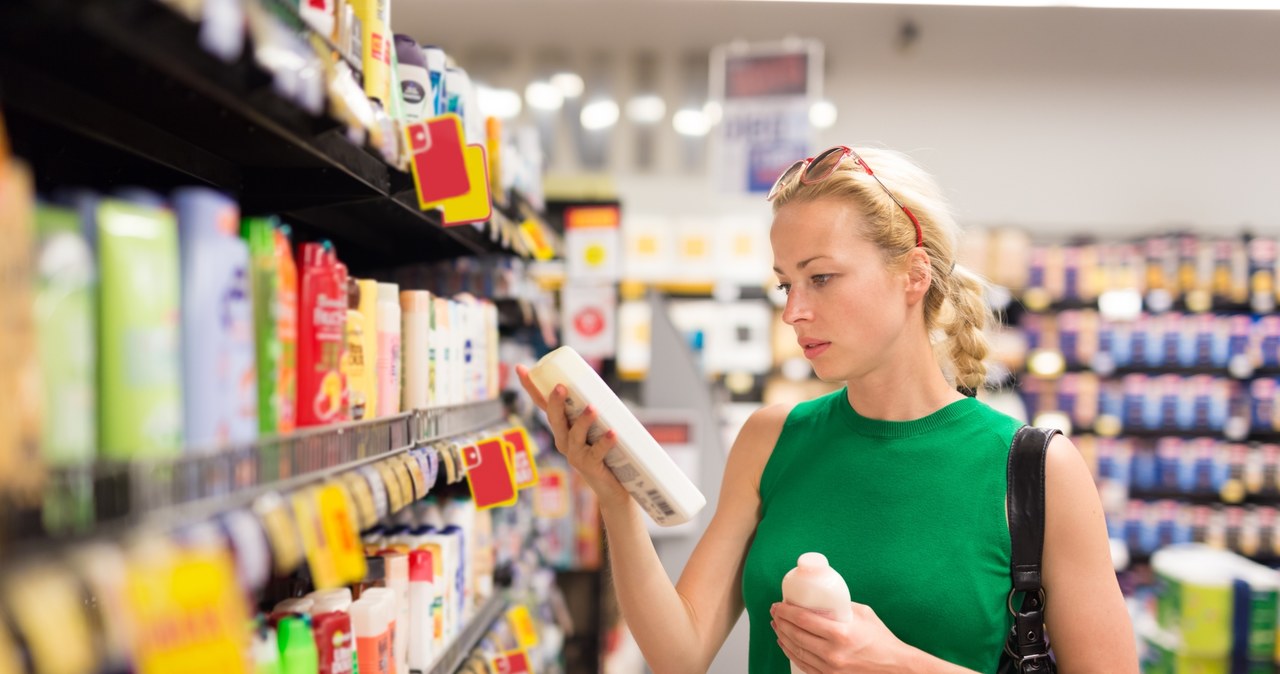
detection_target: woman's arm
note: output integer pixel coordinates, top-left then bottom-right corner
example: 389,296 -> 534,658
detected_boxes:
607,404 -> 786,674
1042,434 -> 1139,672
516,365 -> 787,674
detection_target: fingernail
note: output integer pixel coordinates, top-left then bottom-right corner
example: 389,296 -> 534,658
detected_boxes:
554,385 -> 566,395
585,405 -> 596,415
770,621 -> 776,631
606,430 -> 617,440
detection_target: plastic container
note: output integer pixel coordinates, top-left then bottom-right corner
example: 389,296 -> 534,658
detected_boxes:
242,216 -> 281,434
174,187 -> 257,449
276,614 -> 319,674
376,283 -> 402,417
378,552 -> 410,674
527,346 -> 706,526
342,278 -> 375,421
407,549 -> 439,670
350,596 -> 391,674
781,553 -> 853,674
394,35 -> 430,123
96,199 -> 184,459
297,242 -> 347,427
400,290 -> 431,410
275,227 -> 299,432
311,611 -> 354,674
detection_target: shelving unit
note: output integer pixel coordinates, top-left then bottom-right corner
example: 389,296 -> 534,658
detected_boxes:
0,0 -> 548,272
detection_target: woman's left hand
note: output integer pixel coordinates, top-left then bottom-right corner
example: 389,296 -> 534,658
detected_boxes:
770,601 -> 913,674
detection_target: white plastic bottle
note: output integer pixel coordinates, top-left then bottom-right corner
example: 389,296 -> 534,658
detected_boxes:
781,553 -> 853,674
400,291 -> 431,411
376,283 -> 401,418
527,346 -> 706,527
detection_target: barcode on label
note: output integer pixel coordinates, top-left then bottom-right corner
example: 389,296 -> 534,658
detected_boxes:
646,490 -> 676,517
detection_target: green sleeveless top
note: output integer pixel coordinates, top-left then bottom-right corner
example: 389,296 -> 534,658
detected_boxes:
741,388 -> 1025,673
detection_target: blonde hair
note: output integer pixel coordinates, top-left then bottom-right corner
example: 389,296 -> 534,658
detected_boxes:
770,147 -> 990,391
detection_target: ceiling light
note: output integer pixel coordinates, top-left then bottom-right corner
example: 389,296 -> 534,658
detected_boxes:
581,99 -> 621,131
550,72 -> 585,99
702,100 -> 723,125
524,81 -> 564,112
477,85 -> 522,119
809,100 -> 838,129
673,109 -> 712,137
626,94 -> 667,124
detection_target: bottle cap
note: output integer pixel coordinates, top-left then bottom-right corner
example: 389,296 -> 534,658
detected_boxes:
797,552 -> 829,571
378,283 -> 400,303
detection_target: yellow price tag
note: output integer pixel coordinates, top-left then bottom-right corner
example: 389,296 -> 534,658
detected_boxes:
317,483 -> 368,586
292,487 -> 340,590
401,452 -> 428,500
388,458 -> 416,511
374,460 -> 407,514
520,219 -> 555,261
125,545 -> 250,674
507,605 -> 539,649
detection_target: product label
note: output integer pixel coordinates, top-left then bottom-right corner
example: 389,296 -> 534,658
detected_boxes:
356,632 -> 391,674
125,547 -> 250,674
317,484 -> 368,585
402,80 -> 425,105
504,428 -> 539,490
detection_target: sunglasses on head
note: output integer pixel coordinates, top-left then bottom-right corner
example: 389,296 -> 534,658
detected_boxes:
767,145 -> 924,248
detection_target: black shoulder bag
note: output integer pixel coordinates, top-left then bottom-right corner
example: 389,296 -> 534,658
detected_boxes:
998,426 -> 1060,673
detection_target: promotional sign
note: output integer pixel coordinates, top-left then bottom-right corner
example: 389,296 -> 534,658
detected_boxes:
561,283 -> 617,360
710,40 -> 823,194
564,205 -> 621,282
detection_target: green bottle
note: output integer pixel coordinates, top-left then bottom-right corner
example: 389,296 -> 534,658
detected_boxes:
241,216 -> 281,435
276,615 -> 319,674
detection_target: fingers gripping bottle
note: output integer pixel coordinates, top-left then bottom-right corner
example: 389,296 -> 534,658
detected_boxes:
527,346 -> 705,527
781,553 -> 853,674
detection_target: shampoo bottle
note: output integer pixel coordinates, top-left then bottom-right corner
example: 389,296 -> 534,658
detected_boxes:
376,283 -> 402,417
781,553 -> 853,674
342,278 -> 370,421
242,216 -> 281,435
96,199 -> 184,459
275,227 -> 298,432
174,187 -> 257,449
527,346 -> 707,526
297,242 -> 347,428
276,614 -> 319,674
400,290 -> 431,411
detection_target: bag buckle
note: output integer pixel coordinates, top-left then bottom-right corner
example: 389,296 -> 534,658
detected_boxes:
1007,587 -> 1046,615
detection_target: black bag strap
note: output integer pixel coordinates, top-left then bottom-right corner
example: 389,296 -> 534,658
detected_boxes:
1007,425 -> 1059,591
1004,425 -> 1060,672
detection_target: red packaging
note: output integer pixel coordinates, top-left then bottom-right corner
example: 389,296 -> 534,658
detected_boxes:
297,242 -> 349,427
313,611 -> 355,674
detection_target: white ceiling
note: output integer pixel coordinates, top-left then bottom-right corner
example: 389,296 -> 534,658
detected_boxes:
396,0 -> 1278,55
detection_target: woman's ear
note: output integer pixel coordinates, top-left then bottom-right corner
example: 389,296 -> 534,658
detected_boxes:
904,248 -> 932,304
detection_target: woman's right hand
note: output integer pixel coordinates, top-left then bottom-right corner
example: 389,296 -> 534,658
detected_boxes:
515,364 -> 631,508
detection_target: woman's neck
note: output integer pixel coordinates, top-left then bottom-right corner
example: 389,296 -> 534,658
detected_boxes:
843,336 -> 965,422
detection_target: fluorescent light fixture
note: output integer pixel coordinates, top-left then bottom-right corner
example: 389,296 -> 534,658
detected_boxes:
550,72 -> 585,99
725,0 -> 1280,7
673,108 -> 712,137
581,99 -> 621,130
477,85 -> 522,119
525,81 -> 564,111
626,94 -> 667,124
702,100 -> 723,125
809,100 -> 838,129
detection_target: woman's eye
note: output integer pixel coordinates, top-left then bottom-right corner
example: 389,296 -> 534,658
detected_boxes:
811,274 -> 833,287
775,283 -> 792,295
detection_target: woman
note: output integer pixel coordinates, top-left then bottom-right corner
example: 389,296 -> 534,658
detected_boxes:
516,146 -> 1138,673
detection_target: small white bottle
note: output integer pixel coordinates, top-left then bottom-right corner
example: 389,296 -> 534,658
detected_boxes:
781,553 -> 853,674
376,283 -> 401,418
400,291 -> 431,411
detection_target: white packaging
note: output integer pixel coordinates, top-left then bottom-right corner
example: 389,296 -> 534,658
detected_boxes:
431,297 -> 449,405
485,301 -> 499,400
307,587 -> 353,615
444,498 -> 477,616
273,597 -> 314,614
528,346 -> 706,526
407,549 -> 438,671
400,291 -> 431,410
781,553 -> 852,674
379,554 -> 410,674
419,529 -> 460,638
376,283 -> 402,417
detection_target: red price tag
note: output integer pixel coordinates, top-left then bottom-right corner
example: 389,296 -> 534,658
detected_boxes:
463,438 -> 518,510
491,650 -> 532,674
504,428 -> 539,490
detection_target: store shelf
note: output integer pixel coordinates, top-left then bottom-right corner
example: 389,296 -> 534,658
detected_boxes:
0,0 -> 534,272
1128,488 -> 1280,507
427,593 -> 508,674
32,399 -> 504,537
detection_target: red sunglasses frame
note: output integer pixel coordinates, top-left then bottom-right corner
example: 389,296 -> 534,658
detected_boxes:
767,145 -> 924,248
